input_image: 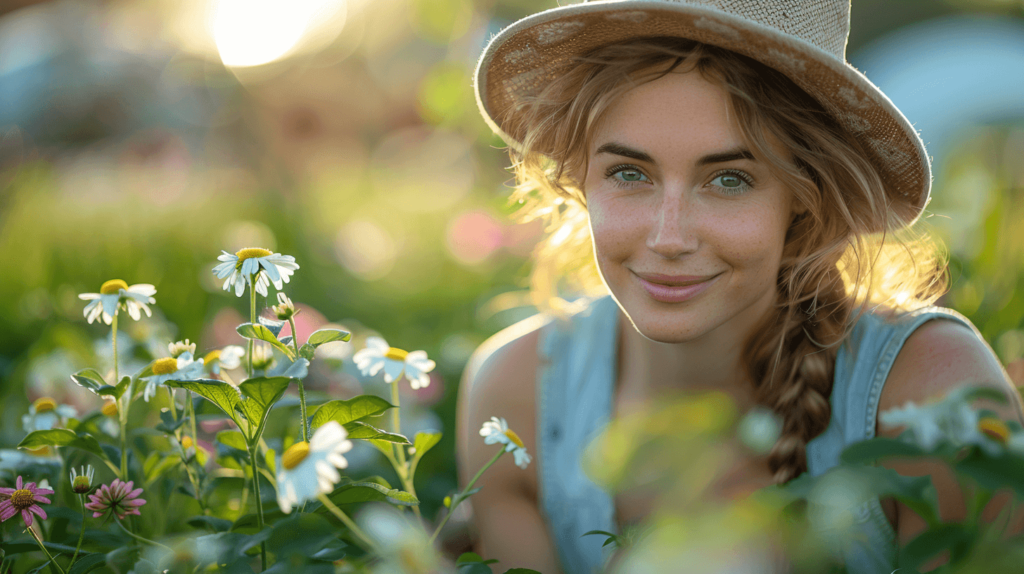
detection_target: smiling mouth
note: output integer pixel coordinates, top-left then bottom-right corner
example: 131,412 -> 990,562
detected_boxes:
633,272 -> 722,286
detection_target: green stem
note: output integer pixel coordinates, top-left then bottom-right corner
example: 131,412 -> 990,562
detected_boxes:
429,448 -> 505,546
114,516 -> 172,552
113,313 -> 128,480
248,278 -> 257,379
289,317 -> 308,443
166,387 -> 178,421
27,526 -> 67,574
69,495 -> 87,569
185,391 -> 206,511
389,380 -> 421,519
316,493 -> 381,553
249,446 -> 267,571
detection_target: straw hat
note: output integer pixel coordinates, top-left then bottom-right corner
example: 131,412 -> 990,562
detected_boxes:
474,0 -> 931,226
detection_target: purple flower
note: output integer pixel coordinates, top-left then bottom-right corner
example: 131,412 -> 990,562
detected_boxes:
84,479 -> 146,520
0,475 -> 54,527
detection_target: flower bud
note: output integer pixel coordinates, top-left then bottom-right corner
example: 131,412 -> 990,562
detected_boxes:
271,293 -> 298,320
70,465 -> 95,494
168,339 -> 197,359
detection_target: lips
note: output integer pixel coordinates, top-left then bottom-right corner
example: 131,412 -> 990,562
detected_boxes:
633,272 -> 721,286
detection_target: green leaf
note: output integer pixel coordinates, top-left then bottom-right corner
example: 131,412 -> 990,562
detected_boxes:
70,368 -> 124,398
306,328 -> 351,348
217,430 -> 249,452
343,421 -> 410,444
166,380 -> 242,424
409,430 -> 442,477
898,523 -> 973,572
259,316 -> 286,337
18,429 -> 105,458
839,437 -> 928,465
310,396 -> 395,430
324,481 -> 419,507
239,377 -> 291,411
456,553 -> 487,565
962,386 -> 1011,404
265,513 -> 338,558
155,409 -> 187,434
237,323 -> 295,360
265,449 -> 276,476
68,552 -> 107,574
956,450 -> 1024,499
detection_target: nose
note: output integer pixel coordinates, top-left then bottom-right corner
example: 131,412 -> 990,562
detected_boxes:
646,189 -> 698,259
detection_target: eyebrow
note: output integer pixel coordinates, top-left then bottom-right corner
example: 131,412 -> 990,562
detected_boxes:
595,142 -> 756,166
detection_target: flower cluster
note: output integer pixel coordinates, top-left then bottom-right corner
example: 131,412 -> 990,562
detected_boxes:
879,386 -> 1012,456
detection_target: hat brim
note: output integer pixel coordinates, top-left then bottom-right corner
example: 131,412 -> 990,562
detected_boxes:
474,1 -> 931,227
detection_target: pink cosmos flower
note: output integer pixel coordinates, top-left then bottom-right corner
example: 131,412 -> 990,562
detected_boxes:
0,475 -> 54,527
84,479 -> 147,520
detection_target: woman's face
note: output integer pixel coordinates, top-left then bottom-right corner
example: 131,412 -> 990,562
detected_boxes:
584,69 -> 804,344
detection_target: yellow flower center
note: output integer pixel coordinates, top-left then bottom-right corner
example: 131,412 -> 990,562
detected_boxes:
100,279 -> 129,295
979,418 -> 1010,444
153,357 -> 179,375
181,436 -> 194,449
32,397 -> 57,413
235,247 -> 272,261
504,429 -> 525,449
27,446 -> 52,457
102,401 -> 119,417
282,441 -> 310,470
204,350 -> 222,364
10,489 -> 34,510
385,347 -> 409,362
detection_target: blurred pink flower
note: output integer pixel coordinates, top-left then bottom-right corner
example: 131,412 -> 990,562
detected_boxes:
0,476 -> 54,528
85,479 -> 146,520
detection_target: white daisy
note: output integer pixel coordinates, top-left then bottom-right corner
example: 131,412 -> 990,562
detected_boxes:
352,336 -> 436,389
211,248 -> 299,298
479,416 -> 532,469
22,397 -> 78,433
203,345 -> 245,375
140,352 -> 205,402
79,280 -> 157,325
276,421 -> 353,514
879,386 -> 1004,455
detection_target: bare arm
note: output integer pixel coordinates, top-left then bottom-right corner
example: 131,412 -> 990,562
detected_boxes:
455,319 -> 562,573
878,319 -> 1024,571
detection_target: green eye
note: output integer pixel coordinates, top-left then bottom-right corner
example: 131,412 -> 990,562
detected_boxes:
718,175 -> 742,187
619,169 -> 644,182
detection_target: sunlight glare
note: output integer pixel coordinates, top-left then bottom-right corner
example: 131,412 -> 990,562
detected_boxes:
212,0 -> 344,68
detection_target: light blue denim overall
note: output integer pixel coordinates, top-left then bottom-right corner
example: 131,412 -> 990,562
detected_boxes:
535,294 -> 978,574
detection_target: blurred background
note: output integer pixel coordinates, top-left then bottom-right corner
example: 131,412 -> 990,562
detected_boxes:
1,0 -> 1023,551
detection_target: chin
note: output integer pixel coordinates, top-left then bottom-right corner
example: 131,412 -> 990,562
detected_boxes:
609,280 -> 728,344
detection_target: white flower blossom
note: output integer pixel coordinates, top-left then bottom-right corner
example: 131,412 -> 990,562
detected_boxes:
353,336 -> 436,389
479,416 -> 532,469
276,421 -> 353,514
79,280 -> 156,325
140,352 -> 205,402
203,345 -> 245,375
212,248 -> 299,298
22,397 -> 78,433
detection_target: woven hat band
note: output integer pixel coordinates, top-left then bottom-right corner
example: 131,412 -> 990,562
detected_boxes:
585,0 -> 851,59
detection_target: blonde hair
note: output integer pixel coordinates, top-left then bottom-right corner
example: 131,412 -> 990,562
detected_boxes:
501,37 -> 948,483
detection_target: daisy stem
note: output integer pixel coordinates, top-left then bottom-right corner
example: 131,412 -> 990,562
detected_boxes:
70,495 -> 86,569
248,280 -> 256,379
288,317 -> 308,443
428,448 -> 505,546
114,516 -> 172,552
112,312 -> 119,385
166,387 -> 178,421
389,381 -> 421,519
27,525 -> 66,574
316,493 -> 381,553
248,446 -> 268,571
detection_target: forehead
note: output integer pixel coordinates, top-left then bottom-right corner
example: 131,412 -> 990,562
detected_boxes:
590,70 -> 744,157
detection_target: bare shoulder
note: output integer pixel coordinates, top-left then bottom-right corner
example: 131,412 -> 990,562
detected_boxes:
456,312 -> 550,488
879,312 -> 1024,434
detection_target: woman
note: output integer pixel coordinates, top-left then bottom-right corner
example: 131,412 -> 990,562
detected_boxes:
455,1 -> 1024,573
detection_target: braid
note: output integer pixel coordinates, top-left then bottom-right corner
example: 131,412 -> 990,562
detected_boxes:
745,235 -> 854,484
